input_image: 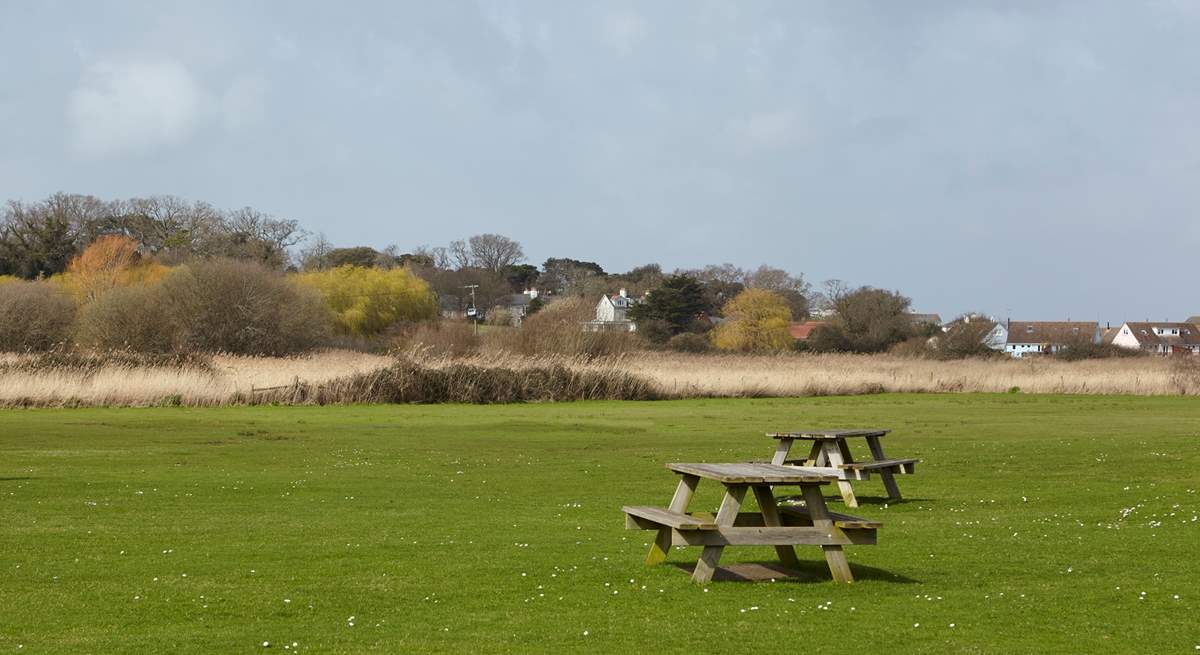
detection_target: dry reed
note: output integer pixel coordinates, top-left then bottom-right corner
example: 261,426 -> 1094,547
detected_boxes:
0,349 -> 1196,408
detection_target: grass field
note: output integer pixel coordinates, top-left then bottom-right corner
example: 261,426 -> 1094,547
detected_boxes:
2,395 -> 1199,653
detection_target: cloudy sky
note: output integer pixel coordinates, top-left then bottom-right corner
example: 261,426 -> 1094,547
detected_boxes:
2,1 -> 1198,321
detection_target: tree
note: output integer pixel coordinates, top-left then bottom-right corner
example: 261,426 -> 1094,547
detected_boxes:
503,264 -> 540,292
297,265 -> 437,335
326,246 -> 380,269
64,234 -> 166,302
627,274 -> 707,337
744,265 -> 810,320
299,233 -> 334,271
538,257 -> 605,295
0,199 -> 81,278
810,287 -> 913,353
468,233 -> 525,272
711,289 -> 794,353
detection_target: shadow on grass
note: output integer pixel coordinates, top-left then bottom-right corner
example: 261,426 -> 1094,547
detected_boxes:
671,560 -> 919,584
0,477 -> 34,482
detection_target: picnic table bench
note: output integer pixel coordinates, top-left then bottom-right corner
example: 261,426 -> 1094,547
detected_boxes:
767,428 -> 919,508
623,462 -> 879,583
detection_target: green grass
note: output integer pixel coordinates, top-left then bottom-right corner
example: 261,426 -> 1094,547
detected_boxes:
2,395 -> 1199,653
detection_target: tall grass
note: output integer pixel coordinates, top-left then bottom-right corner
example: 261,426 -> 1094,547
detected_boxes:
0,349 -> 1197,407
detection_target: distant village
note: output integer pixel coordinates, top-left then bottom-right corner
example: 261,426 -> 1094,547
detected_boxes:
486,287 -> 1200,358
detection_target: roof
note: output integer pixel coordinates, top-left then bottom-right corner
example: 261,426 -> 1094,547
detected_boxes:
788,320 -> 827,340
502,293 -> 533,307
907,313 -> 943,326
1005,321 -> 1098,345
1187,316 -> 1200,326
1119,322 -> 1200,347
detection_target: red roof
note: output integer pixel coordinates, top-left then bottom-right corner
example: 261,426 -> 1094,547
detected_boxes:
789,320 -> 827,340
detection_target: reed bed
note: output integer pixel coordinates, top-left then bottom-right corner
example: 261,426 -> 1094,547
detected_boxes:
0,349 -> 1196,407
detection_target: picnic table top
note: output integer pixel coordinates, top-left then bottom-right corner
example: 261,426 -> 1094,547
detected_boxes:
667,462 -> 838,484
767,428 -> 890,440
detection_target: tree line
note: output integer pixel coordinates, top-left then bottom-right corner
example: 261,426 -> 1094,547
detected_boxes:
1,192 -> 939,356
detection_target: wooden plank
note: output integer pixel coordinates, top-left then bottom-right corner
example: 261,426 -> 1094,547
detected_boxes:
753,486 -> 801,569
671,526 -> 876,546
770,437 -> 793,466
767,428 -> 890,440
840,458 -> 919,471
779,505 -> 884,529
645,472 -> 702,565
801,483 -> 854,583
817,441 -> 860,508
865,435 -> 903,500
623,506 -> 716,530
692,485 -> 745,584
666,462 -> 837,484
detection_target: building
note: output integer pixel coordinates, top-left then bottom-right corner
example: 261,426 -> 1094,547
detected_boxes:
492,289 -> 541,326
906,313 -> 943,331
583,288 -> 638,332
1003,321 -> 1099,358
1110,322 -> 1200,355
788,320 -> 827,341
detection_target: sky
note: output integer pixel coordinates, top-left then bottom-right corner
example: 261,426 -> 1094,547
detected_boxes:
2,1 -> 1199,322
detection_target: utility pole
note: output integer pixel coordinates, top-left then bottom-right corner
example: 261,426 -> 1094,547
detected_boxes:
462,284 -> 480,335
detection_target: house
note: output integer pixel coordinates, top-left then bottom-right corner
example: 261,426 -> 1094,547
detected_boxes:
1003,321 -> 1099,358
583,288 -> 638,332
492,288 -> 541,326
983,322 -> 1008,350
788,320 -> 827,341
1110,322 -> 1200,356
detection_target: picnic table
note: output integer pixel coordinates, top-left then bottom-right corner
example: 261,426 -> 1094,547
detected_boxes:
623,462 -> 880,584
767,428 -> 918,508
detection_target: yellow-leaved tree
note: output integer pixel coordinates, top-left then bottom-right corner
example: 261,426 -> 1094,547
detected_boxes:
711,288 -> 794,353
297,265 -> 437,335
63,235 -> 169,302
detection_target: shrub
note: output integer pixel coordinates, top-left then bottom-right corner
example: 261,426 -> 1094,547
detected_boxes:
297,265 -> 436,336
711,288 -> 793,353
486,308 -> 514,327
810,287 -> 913,353
0,280 -> 76,351
667,332 -> 711,353
75,285 -> 176,352
636,319 -> 674,346
159,259 -> 332,355
283,359 -> 659,404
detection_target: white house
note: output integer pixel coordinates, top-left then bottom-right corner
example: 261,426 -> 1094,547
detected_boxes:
583,288 -> 638,332
1110,322 -> 1200,355
983,321 -> 1009,351
1003,321 -> 1099,358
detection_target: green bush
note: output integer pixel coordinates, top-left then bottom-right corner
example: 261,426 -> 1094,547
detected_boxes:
0,280 -> 76,351
667,332 -> 711,353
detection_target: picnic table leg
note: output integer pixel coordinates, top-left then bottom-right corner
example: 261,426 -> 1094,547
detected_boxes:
804,441 -> 824,466
645,474 -> 699,566
801,483 -> 853,583
752,486 -> 800,570
770,438 -> 794,466
866,435 -> 903,500
820,441 -> 860,508
692,484 -> 746,584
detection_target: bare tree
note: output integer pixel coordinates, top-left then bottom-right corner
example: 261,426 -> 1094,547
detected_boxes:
448,240 -> 472,270
468,233 -> 524,272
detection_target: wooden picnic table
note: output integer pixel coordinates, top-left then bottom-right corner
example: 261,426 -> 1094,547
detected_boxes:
767,428 -> 919,508
623,462 -> 880,584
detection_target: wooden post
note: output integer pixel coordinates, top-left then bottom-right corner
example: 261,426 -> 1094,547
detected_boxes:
820,441 -> 859,508
753,486 -> 800,570
866,435 -> 902,500
801,483 -> 853,583
646,474 -> 699,566
692,485 -> 746,583
770,438 -> 793,465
